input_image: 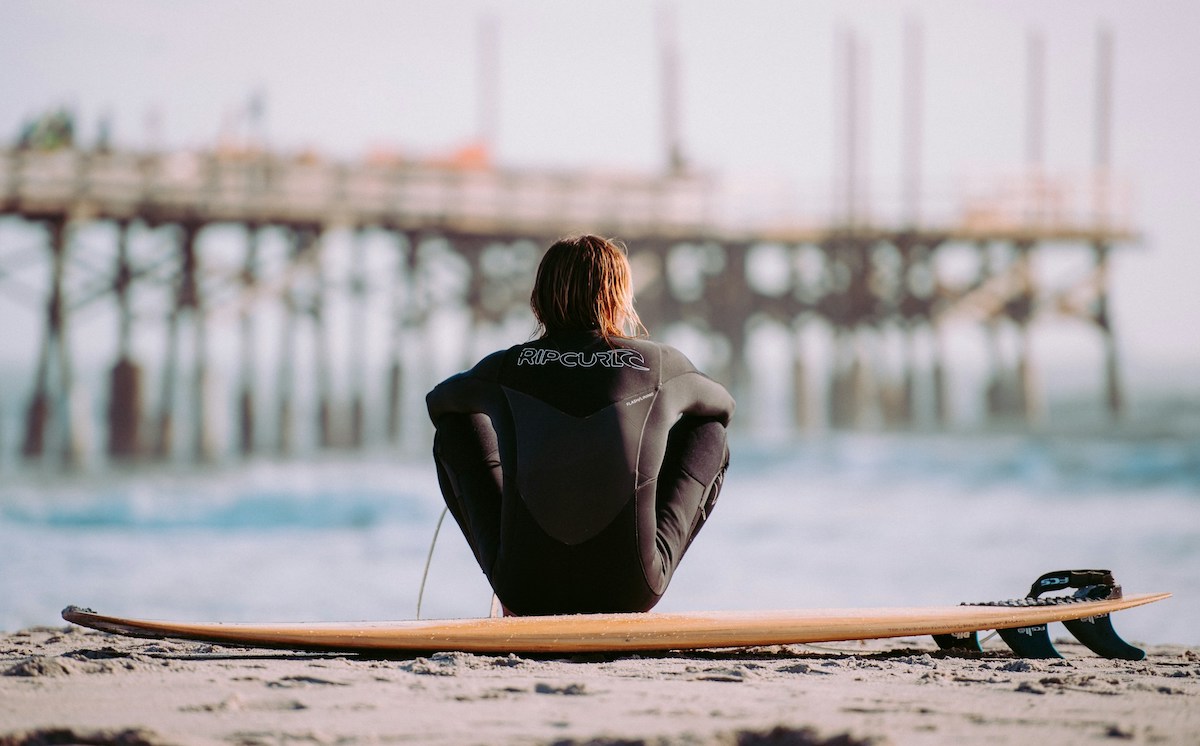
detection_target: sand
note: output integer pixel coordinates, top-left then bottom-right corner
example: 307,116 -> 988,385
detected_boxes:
1,625 -> 1197,745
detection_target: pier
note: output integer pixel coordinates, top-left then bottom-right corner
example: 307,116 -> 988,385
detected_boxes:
0,145 -> 1133,465
0,26 -> 1135,467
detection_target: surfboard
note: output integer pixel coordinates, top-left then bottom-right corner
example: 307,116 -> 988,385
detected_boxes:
62,592 -> 1169,655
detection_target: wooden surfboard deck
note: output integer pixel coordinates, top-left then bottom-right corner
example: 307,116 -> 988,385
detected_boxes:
62,592 -> 1169,654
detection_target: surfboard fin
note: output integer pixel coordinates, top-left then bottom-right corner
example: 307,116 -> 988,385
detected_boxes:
1038,572 -> 1145,660
1063,613 -> 1146,661
949,569 -> 1146,660
933,631 -> 982,652
997,624 -> 1062,659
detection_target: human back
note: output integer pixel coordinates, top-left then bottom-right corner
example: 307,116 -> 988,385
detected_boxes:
426,235 -> 733,614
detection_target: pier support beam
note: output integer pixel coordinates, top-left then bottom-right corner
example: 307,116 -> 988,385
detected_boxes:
708,243 -> 750,395
238,225 -> 260,457
277,281 -> 296,456
791,321 -> 811,431
107,221 -> 142,460
385,233 -> 413,445
273,225 -> 334,452
1012,243 -> 1040,425
830,328 -> 869,429
898,324 -> 918,427
22,218 -> 82,466
348,229 -> 368,448
311,231 -> 333,449
931,322 -> 950,427
155,222 -> 214,462
276,226 -> 320,455
1094,241 -> 1123,417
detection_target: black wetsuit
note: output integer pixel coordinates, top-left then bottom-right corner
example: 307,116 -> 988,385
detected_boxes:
426,331 -> 734,615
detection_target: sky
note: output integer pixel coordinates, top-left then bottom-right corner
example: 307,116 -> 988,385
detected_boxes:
2,0 -> 1199,405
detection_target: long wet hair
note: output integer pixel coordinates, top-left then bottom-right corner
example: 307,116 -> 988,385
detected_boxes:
530,234 -> 646,339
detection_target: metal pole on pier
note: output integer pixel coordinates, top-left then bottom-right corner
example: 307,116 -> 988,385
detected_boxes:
658,3 -> 686,175
901,11 -> 926,423
838,27 -> 864,228
1025,31 -> 1045,177
902,16 -> 923,228
1093,25 -> 1123,418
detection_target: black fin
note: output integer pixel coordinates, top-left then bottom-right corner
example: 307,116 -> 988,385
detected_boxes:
998,624 -> 1062,659
934,631 -> 982,652
1063,613 -> 1146,661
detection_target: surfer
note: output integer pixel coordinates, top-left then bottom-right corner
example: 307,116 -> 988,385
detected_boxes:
426,235 -> 734,615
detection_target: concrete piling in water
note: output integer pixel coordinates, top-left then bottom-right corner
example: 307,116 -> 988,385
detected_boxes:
108,221 -> 142,461
21,218 -> 84,467
107,358 -> 141,460
348,229 -> 368,449
237,224 -> 260,458
152,222 -> 215,462
791,323 -> 810,432
310,228 -> 333,450
386,231 -> 420,446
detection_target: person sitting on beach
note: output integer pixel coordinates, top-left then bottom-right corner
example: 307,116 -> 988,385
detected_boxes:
426,234 -> 734,616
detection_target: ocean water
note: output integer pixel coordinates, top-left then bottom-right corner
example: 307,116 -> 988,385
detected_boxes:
1,430 -> 1197,645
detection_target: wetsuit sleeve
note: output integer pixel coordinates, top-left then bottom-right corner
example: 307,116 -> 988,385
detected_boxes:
657,346 -> 735,426
426,350 -> 507,423
426,351 -> 509,578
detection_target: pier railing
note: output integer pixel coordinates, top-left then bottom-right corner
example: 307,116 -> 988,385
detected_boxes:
1,148 -> 1132,243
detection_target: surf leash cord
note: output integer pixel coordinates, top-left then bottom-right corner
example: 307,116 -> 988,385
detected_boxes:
415,506 -> 449,620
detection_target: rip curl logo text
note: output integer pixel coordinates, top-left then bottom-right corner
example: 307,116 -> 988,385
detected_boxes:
517,348 -> 650,371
